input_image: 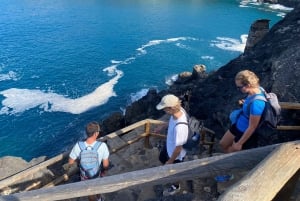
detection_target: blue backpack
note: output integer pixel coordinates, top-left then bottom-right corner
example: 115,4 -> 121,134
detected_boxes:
78,141 -> 102,179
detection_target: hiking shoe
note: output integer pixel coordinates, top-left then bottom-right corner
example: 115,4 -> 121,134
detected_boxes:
163,184 -> 180,196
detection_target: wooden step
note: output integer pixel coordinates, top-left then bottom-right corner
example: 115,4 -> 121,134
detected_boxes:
121,130 -> 140,142
106,133 -> 127,152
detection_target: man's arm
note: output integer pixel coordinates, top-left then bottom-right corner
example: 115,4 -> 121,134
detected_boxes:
233,115 -> 261,151
100,158 -> 110,176
102,158 -> 109,169
68,158 -> 76,165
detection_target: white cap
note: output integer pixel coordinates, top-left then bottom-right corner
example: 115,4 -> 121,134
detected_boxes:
156,94 -> 180,110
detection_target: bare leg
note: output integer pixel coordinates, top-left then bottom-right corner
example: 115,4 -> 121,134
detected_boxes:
219,130 -> 235,153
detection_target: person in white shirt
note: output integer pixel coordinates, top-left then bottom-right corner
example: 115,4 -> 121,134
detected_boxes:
156,94 -> 189,196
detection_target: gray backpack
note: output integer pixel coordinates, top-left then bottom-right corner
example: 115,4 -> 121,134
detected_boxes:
175,111 -> 202,149
78,141 -> 102,179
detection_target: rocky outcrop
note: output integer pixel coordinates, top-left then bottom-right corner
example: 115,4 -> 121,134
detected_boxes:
244,19 -> 270,52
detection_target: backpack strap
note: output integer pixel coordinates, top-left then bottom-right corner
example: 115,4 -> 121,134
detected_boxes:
175,122 -> 189,127
78,141 -> 86,151
246,94 -> 267,117
78,141 -> 102,151
93,141 -> 102,151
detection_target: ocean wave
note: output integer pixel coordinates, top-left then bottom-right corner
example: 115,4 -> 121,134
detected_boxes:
165,74 -> 178,86
129,88 -> 150,103
240,0 -> 293,17
0,71 -> 18,81
136,37 -> 197,55
269,4 -> 293,11
210,34 -> 247,52
201,55 -> 214,60
0,68 -> 123,115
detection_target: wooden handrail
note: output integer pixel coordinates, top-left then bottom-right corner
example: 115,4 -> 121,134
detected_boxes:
279,102 -> 300,110
219,141 -> 300,201
0,152 -> 69,190
99,119 -> 166,142
0,119 -> 174,191
277,102 -> 300,131
3,142 -> 298,201
277,126 -> 300,130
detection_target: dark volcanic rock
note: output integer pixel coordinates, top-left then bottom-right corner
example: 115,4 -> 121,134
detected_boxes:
189,3 -> 300,141
124,89 -> 164,125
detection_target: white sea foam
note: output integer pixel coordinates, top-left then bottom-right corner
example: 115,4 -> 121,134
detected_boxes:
240,1 -> 293,17
111,60 -> 122,64
0,69 -> 123,115
136,37 -> 197,55
268,4 -> 293,11
103,65 -> 118,76
165,74 -> 178,86
0,71 -> 18,81
175,42 -> 191,50
210,34 -> 247,52
201,56 -> 214,60
130,88 -> 149,103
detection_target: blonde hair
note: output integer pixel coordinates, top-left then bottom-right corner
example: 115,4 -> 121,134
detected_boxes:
171,103 -> 182,113
235,70 -> 260,88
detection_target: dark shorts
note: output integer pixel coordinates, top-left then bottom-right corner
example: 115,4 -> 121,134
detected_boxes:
229,124 -> 258,150
159,144 -> 184,164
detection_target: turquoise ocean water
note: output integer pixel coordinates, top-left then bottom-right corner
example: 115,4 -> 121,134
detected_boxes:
0,0 -> 291,160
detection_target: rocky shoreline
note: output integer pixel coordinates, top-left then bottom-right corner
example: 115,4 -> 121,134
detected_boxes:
102,2 -> 300,145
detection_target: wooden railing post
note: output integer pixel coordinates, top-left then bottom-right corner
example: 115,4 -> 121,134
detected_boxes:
144,120 -> 151,148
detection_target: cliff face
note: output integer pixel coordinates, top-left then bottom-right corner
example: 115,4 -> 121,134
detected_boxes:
187,3 -> 300,140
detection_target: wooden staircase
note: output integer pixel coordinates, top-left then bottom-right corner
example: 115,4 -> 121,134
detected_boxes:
0,101 -> 299,201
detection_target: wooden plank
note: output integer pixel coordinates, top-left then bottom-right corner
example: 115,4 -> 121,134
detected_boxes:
279,102 -> 300,110
98,119 -> 166,143
219,141 -> 300,201
0,152 -> 68,190
273,169 -> 300,201
42,165 -> 79,188
2,142 -> 297,201
277,125 -> 300,130
121,130 -> 139,142
100,119 -> 150,141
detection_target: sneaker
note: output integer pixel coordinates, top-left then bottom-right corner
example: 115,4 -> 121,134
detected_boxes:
97,196 -> 104,201
163,184 -> 180,196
